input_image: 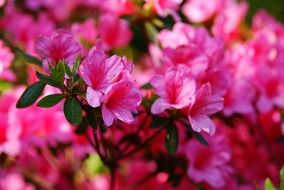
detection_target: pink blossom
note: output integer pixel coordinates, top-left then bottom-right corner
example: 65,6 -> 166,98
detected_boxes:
182,0 -> 223,23
0,0 -> 5,7
212,0 -> 248,42
254,67 -> 284,112
224,79 -> 255,116
185,133 -> 232,188
9,104 -> 72,149
252,10 -> 284,35
157,23 -> 225,67
151,68 -> 196,114
25,0 -> 78,21
1,87 -> 72,151
200,69 -> 230,96
71,18 -> 97,45
0,92 -> 20,156
98,13 -> 132,49
0,171 -> 35,190
101,81 -> 141,126
35,29 -> 81,72
157,22 -> 192,49
188,83 -> 224,135
162,45 -> 209,76
1,6 -> 55,54
98,0 -> 137,16
79,44 -> 129,108
0,40 -> 15,81
145,0 -> 182,19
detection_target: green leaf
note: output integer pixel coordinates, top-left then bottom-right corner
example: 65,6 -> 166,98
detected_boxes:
165,124 -> 178,155
64,98 -> 82,125
73,73 -> 81,83
37,94 -> 65,108
62,61 -> 72,77
144,21 -> 158,42
265,178 -> 276,190
16,81 -> 46,108
15,47 -> 42,66
36,72 -> 63,89
72,55 -> 81,74
50,62 -> 65,83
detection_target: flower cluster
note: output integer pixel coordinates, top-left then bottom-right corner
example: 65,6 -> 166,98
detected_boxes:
79,43 -> 141,126
0,0 -> 284,190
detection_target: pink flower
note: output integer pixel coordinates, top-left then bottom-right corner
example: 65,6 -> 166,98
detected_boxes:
182,0 -> 223,23
151,68 -> 196,114
224,79 -> 255,116
35,29 -> 81,72
101,81 -> 141,126
162,45 -> 209,76
0,171 -> 35,190
2,7 -> 55,54
24,0 -> 76,21
98,0 -> 137,16
0,91 -> 20,156
0,0 -> 5,7
255,68 -> 284,112
157,22 -> 192,49
212,0 -> 248,42
71,18 -> 97,45
79,44 -> 128,108
98,13 -> 132,49
157,22 -> 225,67
188,83 -> 224,135
0,87 -> 72,152
145,0 -> 182,19
184,133 -> 232,188
0,40 -> 15,81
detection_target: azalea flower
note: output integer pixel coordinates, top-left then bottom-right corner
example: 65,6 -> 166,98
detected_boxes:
151,68 -> 196,114
101,81 -> 141,126
79,44 -> 128,108
0,40 -> 15,81
98,13 -> 132,49
188,83 -> 224,135
35,29 -> 81,72
185,133 -> 232,188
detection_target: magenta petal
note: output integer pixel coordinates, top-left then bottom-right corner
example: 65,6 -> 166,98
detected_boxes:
150,75 -> 165,91
113,108 -> 134,124
35,36 -> 51,58
151,98 -> 170,114
102,105 -> 115,127
202,95 -> 224,115
105,55 -> 124,81
257,94 -> 273,113
189,114 -> 216,135
201,168 -> 225,188
86,87 -> 102,108
174,78 -> 196,109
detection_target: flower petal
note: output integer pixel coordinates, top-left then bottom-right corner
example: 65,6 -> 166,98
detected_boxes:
102,105 -> 115,127
86,87 -> 102,108
189,114 -> 216,135
151,98 -> 170,114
